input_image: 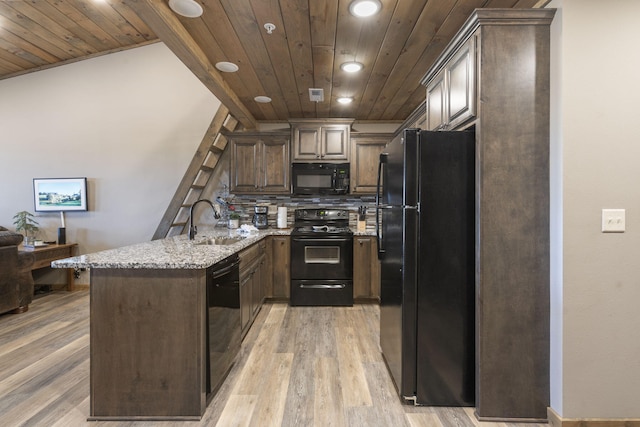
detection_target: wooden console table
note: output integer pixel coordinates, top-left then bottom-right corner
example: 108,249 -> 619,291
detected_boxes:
24,243 -> 78,291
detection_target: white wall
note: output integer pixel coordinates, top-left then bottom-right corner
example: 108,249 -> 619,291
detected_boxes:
0,43 -> 220,284
549,0 -> 640,418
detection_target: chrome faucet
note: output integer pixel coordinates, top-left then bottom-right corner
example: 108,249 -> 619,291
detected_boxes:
188,199 -> 220,240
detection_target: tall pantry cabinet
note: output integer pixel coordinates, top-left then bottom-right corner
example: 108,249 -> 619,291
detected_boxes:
420,9 -> 556,421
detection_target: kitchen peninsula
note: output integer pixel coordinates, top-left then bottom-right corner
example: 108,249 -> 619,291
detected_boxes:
52,228 -> 290,420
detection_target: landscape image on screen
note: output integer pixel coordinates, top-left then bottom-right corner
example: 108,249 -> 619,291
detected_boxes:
37,181 -> 83,207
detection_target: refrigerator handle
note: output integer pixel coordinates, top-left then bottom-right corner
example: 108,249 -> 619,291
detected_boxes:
376,153 -> 388,259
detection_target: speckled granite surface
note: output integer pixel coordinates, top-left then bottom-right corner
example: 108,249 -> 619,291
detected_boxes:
51,228 -> 293,270
353,229 -> 376,236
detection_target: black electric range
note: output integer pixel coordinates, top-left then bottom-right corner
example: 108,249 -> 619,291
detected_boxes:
290,208 -> 354,306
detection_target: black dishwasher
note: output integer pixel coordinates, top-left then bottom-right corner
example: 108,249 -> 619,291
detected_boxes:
206,253 -> 241,398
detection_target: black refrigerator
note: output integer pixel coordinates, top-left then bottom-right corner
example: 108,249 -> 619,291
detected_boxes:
376,128 -> 475,406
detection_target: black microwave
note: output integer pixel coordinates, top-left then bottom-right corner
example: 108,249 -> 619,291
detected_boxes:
292,163 -> 350,195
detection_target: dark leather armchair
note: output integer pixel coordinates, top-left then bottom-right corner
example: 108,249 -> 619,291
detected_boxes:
0,226 -> 35,314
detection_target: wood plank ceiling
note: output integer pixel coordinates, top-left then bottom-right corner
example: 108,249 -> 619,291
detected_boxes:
0,0 -> 545,129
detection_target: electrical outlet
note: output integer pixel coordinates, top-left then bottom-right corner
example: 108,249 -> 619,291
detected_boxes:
602,209 -> 625,233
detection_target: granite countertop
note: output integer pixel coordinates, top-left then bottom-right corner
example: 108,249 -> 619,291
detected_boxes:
353,229 -> 376,236
51,226 -> 377,270
51,228 -> 292,270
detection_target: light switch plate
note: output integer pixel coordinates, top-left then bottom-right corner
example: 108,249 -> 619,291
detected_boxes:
602,209 -> 625,233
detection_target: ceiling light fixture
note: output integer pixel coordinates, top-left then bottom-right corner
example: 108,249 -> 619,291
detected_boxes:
254,96 -> 272,103
337,97 -> 354,104
340,61 -> 364,73
264,23 -> 276,34
168,0 -> 203,18
215,61 -> 239,73
349,0 -> 381,18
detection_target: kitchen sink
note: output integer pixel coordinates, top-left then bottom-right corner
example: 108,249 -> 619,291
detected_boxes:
196,237 -> 245,246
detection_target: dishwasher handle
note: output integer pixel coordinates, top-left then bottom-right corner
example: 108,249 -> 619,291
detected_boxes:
210,255 -> 240,279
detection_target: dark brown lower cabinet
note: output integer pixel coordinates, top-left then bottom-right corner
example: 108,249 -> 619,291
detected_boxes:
239,272 -> 252,334
268,236 -> 290,300
239,241 -> 266,337
253,240 -> 267,316
89,268 -> 207,420
353,236 -> 380,302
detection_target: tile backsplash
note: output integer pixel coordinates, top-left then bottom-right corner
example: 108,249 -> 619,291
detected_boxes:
219,194 -> 377,230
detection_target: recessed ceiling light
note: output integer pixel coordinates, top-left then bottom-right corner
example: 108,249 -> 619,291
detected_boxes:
168,0 -> 203,18
340,61 -> 364,73
337,97 -> 353,104
215,61 -> 239,73
349,0 -> 381,18
254,96 -> 272,103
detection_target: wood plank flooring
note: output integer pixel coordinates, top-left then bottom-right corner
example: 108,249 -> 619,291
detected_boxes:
0,291 -> 548,427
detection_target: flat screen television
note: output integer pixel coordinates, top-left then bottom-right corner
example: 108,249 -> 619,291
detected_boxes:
33,177 -> 88,212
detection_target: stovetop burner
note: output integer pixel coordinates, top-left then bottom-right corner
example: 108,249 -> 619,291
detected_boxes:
291,208 -> 352,237
293,225 -> 352,234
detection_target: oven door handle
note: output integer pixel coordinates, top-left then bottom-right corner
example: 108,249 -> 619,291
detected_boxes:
298,284 -> 346,289
291,238 -> 351,243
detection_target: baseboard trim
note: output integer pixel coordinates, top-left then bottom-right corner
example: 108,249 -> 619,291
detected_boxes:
475,410 -> 546,423
548,407 -> 640,427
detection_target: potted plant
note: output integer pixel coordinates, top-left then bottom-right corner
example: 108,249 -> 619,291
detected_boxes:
228,212 -> 240,229
13,210 -> 39,246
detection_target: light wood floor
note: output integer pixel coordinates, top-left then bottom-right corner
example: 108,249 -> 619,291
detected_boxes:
0,291 -> 547,427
